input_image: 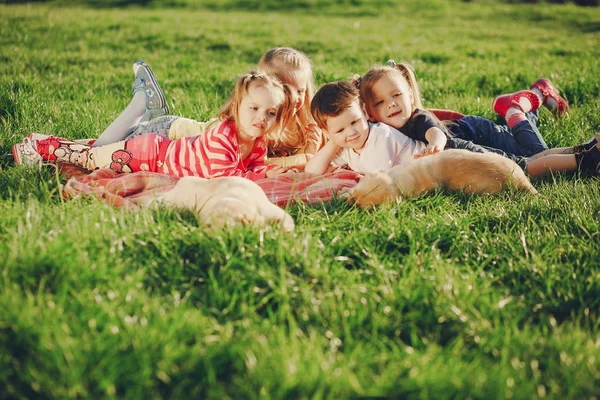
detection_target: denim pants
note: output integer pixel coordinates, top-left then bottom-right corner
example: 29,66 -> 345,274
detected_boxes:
448,111 -> 548,157
125,115 -> 179,140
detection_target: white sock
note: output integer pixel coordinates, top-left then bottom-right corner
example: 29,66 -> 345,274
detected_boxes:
505,107 -> 522,119
93,91 -> 146,147
530,88 -> 543,102
545,96 -> 559,110
531,87 -> 558,110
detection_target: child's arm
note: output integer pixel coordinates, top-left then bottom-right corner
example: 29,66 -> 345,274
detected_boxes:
207,158 -> 273,181
265,153 -> 308,167
305,140 -> 342,175
196,127 -> 281,181
303,123 -> 324,159
414,127 -> 447,158
265,125 -> 324,167
243,142 -> 292,179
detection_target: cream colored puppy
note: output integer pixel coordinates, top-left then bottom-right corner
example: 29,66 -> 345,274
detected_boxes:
351,149 -> 537,207
156,176 -> 294,232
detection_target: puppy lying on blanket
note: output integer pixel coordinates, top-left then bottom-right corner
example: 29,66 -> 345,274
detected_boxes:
156,176 -> 295,232
351,149 -> 537,207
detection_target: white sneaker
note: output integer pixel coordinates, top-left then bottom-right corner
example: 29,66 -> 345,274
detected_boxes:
12,137 -> 42,166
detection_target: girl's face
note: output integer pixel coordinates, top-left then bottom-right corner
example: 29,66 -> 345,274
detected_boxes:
368,72 -> 414,129
237,83 -> 283,143
290,71 -> 309,112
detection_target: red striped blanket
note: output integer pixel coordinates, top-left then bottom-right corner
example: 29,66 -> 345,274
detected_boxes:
58,163 -> 362,210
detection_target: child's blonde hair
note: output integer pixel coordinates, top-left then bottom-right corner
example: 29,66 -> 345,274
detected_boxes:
219,71 -> 295,137
259,47 -> 319,156
359,61 -> 424,118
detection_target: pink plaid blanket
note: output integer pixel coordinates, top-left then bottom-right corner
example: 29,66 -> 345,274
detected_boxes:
58,163 -> 361,209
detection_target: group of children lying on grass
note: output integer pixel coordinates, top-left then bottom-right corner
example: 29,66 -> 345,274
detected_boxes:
12,47 -> 600,191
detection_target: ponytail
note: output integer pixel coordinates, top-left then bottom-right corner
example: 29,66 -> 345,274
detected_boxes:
386,60 -> 424,110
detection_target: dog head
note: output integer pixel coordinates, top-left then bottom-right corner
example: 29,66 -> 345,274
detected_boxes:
350,170 -> 400,208
158,176 -> 295,232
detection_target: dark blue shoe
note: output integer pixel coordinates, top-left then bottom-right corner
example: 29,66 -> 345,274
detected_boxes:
576,138 -> 600,175
573,133 -> 600,153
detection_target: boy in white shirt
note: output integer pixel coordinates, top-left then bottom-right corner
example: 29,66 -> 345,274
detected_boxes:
305,81 -> 426,174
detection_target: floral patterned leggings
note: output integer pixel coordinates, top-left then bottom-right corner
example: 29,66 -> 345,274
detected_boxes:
36,134 -> 170,173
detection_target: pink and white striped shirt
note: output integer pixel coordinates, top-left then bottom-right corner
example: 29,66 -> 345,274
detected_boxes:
160,120 -> 274,181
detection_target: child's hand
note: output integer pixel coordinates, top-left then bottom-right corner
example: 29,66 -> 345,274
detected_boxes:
414,144 -> 443,159
266,165 -> 289,178
304,124 -> 322,156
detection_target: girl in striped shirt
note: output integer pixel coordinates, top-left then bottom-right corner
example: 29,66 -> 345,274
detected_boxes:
17,72 -> 295,181
89,49 -> 324,168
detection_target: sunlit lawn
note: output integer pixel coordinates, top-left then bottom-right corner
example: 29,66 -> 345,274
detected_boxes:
1,1 -> 600,398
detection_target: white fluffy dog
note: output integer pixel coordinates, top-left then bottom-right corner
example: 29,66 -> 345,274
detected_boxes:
155,176 -> 294,232
351,149 -> 537,207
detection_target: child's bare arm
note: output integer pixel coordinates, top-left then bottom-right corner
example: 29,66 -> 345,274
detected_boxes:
303,124 -> 323,158
265,153 -> 308,167
265,165 -> 289,178
414,127 -> 448,158
305,140 -> 341,174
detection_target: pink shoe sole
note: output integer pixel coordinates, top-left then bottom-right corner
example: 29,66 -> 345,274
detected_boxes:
12,143 -> 22,165
493,90 -> 542,118
530,78 -> 569,116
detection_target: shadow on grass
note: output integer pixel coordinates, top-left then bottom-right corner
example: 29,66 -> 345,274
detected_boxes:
4,0 -> 397,16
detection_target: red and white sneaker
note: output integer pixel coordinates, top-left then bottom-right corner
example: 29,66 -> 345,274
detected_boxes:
12,137 -> 42,166
530,78 -> 569,117
492,90 -> 542,118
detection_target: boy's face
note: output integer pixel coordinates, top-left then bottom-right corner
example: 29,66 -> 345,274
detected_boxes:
367,72 -> 414,129
325,101 -> 370,152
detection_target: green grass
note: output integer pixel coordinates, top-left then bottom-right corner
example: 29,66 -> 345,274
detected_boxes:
1,1 -> 600,398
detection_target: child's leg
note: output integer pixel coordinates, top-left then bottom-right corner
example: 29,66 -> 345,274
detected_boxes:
525,154 -> 577,178
93,91 -> 147,147
526,142 -> 600,178
125,115 -> 179,140
527,133 -> 600,160
527,146 -> 573,160
492,91 -> 548,156
451,116 -> 545,157
446,137 -> 528,169
93,60 -> 169,147
36,136 -> 128,171
35,134 -> 164,173
506,110 -> 548,156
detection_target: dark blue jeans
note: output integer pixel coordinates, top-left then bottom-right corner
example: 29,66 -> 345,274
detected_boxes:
448,111 -> 548,157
